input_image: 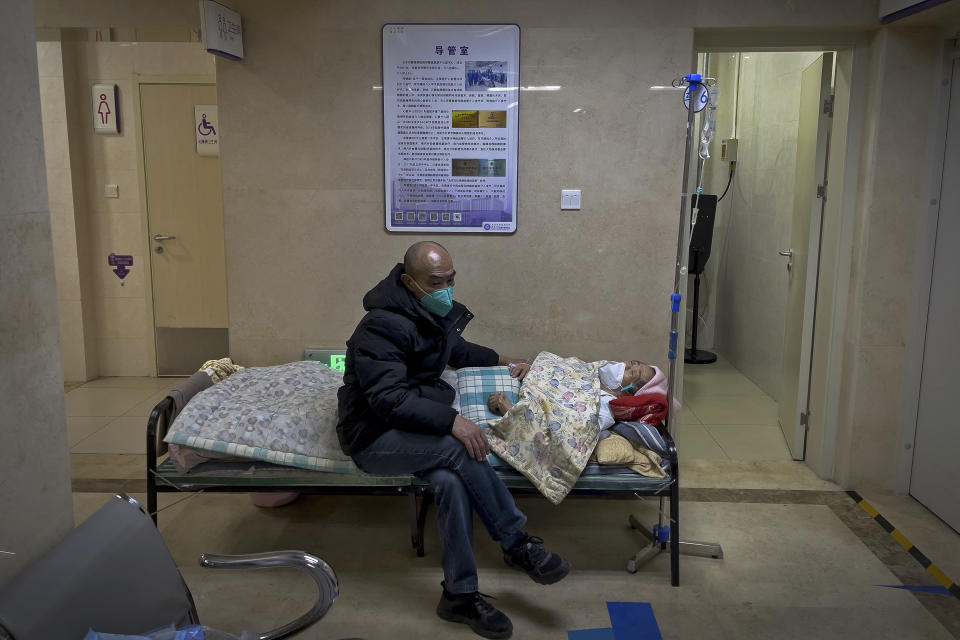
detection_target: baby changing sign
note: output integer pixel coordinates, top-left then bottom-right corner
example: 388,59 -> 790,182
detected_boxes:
383,24 -> 520,233
92,84 -> 119,134
108,253 -> 133,280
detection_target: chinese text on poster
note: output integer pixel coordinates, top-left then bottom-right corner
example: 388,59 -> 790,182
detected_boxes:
383,24 -> 520,233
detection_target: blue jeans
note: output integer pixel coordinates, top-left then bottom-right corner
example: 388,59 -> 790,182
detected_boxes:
352,430 -> 527,594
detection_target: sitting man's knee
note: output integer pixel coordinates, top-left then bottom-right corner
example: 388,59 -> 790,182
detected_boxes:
429,468 -> 464,494
434,434 -> 489,472
438,435 -> 473,462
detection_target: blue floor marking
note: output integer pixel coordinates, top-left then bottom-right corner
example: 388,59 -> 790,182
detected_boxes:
880,584 -> 953,595
568,602 -> 662,639
568,628 -> 616,640
607,602 -> 663,640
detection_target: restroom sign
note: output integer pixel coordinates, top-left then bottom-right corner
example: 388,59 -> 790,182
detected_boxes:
201,0 -> 244,60
194,105 -> 219,156
92,84 -> 119,134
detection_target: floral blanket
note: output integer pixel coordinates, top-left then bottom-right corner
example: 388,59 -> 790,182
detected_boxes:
483,352 -> 603,504
164,360 -> 357,473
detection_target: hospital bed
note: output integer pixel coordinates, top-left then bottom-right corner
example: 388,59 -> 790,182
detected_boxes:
146,374 -> 687,586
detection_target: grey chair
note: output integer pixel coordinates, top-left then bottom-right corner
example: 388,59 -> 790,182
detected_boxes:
0,494 -> 341,640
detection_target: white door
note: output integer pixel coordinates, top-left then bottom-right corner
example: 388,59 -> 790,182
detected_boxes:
910,55 -> 960,532
140,83 -> 229,375
777,53 -> 834,459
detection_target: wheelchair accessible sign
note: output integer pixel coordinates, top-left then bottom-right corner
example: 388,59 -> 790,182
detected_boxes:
194,105 -> 219,156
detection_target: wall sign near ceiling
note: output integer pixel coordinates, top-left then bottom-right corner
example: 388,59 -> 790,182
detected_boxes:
201,0 -> 244,60
382,24 -> 520,233
92,83 -> 119,134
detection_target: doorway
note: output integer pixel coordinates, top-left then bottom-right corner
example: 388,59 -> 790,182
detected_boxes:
137,82 -> 229,375
680,51 -> 835,463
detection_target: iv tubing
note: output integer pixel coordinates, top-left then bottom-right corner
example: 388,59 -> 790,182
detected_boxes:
666,76 -> 699,432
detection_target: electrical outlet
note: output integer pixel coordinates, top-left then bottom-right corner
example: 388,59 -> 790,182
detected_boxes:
720,138 -> 738,163
561,189 -> 581,210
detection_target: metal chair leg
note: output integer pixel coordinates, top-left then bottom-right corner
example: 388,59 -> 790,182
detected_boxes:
407,489 -> 420,553
416,491 -> 432,558
627,499 -> 723,582
199,550 -> 339,640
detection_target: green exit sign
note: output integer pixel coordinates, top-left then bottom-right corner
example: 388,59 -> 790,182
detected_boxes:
304,349 -> 346,372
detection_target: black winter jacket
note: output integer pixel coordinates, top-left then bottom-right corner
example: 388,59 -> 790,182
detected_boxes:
336,264 -> 499,455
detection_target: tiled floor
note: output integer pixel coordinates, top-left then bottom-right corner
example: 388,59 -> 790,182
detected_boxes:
65,376 -> 184,454
676,355 -> 960,599
59,371 -> 960,639
677,354 -> 793,462
68,489 -> 960,639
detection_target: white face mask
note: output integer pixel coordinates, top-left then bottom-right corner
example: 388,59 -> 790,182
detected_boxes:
599,362 -> 626,390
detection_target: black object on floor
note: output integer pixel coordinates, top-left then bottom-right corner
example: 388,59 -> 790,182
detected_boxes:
437,585 -> 513,639
686,193 -> 718,365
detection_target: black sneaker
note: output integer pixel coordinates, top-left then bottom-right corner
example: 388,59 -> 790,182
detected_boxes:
503,535 -> 570,585
436,584 -> 513,639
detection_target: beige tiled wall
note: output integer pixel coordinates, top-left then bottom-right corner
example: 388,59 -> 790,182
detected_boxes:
37,39 -> 92,382
215,1 -> 879,373
220,26 -> 686,367
833,28 -> 945,491
61,40 -> 214,376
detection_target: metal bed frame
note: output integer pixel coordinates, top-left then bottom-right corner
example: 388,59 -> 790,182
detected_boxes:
148,394 -> 722,586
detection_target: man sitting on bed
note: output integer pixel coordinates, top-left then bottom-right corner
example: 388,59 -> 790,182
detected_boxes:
336,241 -> 570,639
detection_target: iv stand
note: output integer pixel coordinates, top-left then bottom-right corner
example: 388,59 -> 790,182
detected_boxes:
627,73 -> 724,578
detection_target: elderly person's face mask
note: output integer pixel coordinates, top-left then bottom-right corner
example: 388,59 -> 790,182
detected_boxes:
600,360 -> 655,394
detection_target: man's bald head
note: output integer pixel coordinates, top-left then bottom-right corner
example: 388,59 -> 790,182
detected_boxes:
400,241 -> 456,300
403,241 -> 449,280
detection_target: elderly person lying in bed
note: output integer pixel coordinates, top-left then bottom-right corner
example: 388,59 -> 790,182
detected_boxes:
488,359 -> 656,428
480,352 -> 668,504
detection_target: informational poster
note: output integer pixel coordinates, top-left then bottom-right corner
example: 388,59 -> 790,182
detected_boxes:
383,24 -> 520,233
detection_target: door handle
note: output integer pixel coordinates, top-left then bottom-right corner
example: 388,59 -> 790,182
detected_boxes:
153,234 -> 176,242
778,249 -> 793,257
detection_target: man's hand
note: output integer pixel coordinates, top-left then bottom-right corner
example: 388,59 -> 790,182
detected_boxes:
508,362 -> 531,380
452,414 -> 490,462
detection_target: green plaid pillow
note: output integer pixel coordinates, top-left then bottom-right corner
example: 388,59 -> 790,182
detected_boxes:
456,366 -> 520,424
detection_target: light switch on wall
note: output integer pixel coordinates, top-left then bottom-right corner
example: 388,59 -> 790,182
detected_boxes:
561,189 -> 581,210
104,184 -> 119,198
